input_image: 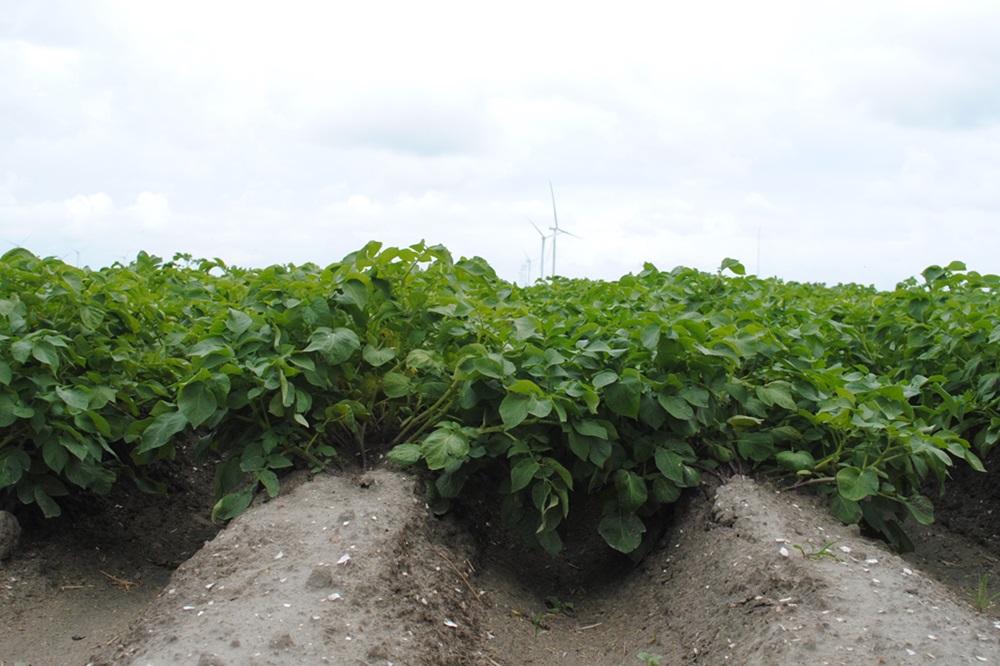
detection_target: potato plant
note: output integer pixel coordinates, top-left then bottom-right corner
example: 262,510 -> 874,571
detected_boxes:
1,245 -> 996,556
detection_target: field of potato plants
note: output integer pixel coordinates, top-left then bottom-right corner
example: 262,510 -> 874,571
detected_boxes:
2,242 -> 998,555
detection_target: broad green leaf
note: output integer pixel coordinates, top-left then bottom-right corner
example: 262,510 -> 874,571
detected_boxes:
728,415 -> 764,428
211,486 -> 255,522
655,448 -> 685,485
507,379 -> 544,396
776,450 -> 815,473
678,385 -> 710,408
362,345 -> 397,367
836,466 -> 879,502
257,469 -> 280,497
904,494 -> 934,525
178,381 -> 218,427
756,384 -> 797,410
615,470 -> 648,512
304,327 -> 361,364
0,361 -> 12,386
31,340 -> 59,370
33,486 -> 62,518
598,510 -> 646,554
226,308 -> 253,335
719,257 -> 746,275
56,386 -> 91,411
10,339 -> 31,364
386,443 -> 422,466
605,370 -> 641,419
0,449 -> 31,487
421,426 -> 470,470
341,279 -> 369,310
658,395 -> 694,421
737,432 -> 774,462
511,316 -> 539,340
382,372 -> 411,398
652,477 -> 681,503
510,458 -> 540,493
500,393 -> 531,429
592,370 -> 618,389
829,493 -> 862,524
535,529 -> 563,554
572,419 -> 608,438
137,410 -> 188,455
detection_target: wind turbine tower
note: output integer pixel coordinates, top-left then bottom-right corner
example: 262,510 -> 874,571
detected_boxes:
526,216 -> 550,280
548,181 -> 580,278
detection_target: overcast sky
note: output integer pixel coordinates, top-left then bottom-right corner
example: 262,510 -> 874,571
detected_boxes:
3,1 -> 1000,288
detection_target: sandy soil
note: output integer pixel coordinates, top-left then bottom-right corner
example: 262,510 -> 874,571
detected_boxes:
3,462 -> 1000,666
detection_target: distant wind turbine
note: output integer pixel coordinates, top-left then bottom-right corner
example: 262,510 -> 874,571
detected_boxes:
526,216 -> 551,280
519,252 -> 533,285
548,181 -> 580,278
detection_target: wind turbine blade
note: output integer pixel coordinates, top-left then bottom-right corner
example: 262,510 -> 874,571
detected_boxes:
555,228 -> 583,240
549,181 -> 559,230
549,181 -> 559,276
525,216 -> 545,237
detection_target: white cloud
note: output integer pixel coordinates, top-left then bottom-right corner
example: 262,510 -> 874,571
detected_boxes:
1,1 -> 999,288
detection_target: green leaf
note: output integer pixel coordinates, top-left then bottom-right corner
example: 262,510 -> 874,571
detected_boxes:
31,340 -> 59,370
211,486 -> 255,522
510,458 -> 539,493
511,316 -> 539,340
756,384 -> 797,410
56,386 -> 91,411
727,415 -> 764,428
776,450 -> 815,473
654,448 -> 685,485
178,381 -> 218,427
737,432 -> 774,462
0,449 -> 31,487
592,370 -> 618,389
257,469 -> 280,497
363,345 -> 397,367
10,339 -> 31,363
137,410 -> 188,455
421,426 -> 470,470
836,466 -> 879,502
652,477 -> 681,503
386,443 -> 422,466
904,494 -> 934,525
598,510 -> 646,554
33,486 -> 62,518
500,393 -> 531,429
719,258 -> 746,275
535,529 -> 563,554
382,372 -> 411,398
304,327 -> 361,364
226,308 -> 253,335
615,470 -> 648,512
658,394 -> 694,421
829,493 -> 862,524
507,379 -> 544,396
0,360 -> 11,386
605,370 -> 641,419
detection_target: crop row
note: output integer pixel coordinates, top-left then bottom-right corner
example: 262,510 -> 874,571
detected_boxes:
1,245 -> 997,554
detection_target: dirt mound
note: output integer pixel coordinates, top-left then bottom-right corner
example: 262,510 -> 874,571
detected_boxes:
4,469 -> 1000,665
92,469 -> 481,666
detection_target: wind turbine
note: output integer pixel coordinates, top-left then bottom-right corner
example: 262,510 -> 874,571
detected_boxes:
526,216 -> 550,280
548,181 -> 580,278
520,251 -> 533,285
